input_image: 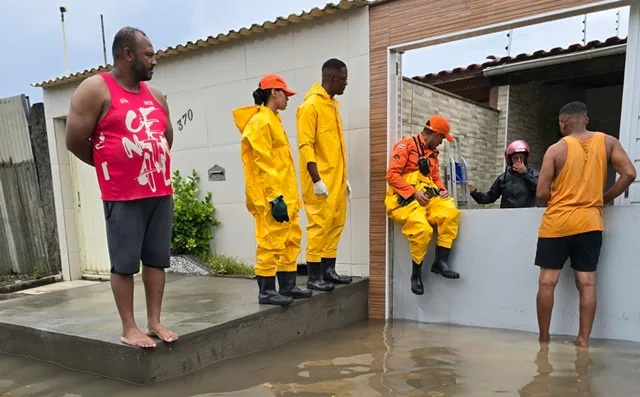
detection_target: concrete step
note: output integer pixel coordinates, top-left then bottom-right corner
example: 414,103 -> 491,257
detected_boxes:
0,274 -> 368,384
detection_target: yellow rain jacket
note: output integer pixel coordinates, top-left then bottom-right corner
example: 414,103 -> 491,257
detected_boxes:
385,170 -> 460,264
296,82 -> 348,263
233,105 -> 302,276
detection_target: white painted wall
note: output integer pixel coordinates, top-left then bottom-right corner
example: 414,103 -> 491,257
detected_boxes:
43,83 -> 82,280
392,206 -> 640,343
42,7 -> 370,279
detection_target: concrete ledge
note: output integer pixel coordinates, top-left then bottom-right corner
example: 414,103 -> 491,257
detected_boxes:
392,206 -> 640,343
0,274 -> 368,384
0,274 -> 61,294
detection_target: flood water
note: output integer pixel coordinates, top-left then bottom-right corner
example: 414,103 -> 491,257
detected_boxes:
1,320 -> 640,396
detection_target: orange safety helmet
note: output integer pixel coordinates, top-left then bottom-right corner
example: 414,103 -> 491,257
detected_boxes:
505,140 -> 530,165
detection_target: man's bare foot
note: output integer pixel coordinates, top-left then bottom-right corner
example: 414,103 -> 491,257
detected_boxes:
539,334 -> 550,343
562,338 -> 590,347
121,328 -> 157,348
146,323 -> 179,343
573,337 -> 589,347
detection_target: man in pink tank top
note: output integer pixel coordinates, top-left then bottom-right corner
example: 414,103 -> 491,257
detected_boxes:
65,27 -> 177,348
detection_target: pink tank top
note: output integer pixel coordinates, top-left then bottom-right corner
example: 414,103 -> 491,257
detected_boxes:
92,72 -> 173,201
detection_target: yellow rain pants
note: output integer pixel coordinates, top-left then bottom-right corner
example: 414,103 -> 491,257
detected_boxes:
255,212 -> 302,276
233,105 -> 302,277
297,82 -> 348,263
385,170 -> 460,264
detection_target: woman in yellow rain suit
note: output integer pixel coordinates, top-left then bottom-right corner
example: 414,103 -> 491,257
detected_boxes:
232,74 -> 312,306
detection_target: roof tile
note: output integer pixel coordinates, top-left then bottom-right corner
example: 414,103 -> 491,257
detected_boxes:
412,36 -> 627,84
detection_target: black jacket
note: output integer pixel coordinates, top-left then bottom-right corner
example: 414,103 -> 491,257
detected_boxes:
470,167 -> 540,208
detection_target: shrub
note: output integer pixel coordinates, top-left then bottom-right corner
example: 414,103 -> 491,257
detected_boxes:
204,254 -> 254,276
171,169 -> 220,257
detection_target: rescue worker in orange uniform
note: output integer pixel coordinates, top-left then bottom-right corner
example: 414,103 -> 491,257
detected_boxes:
385,115 -> 461,296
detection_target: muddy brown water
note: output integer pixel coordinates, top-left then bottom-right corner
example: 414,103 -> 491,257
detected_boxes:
1,320 -> 639,396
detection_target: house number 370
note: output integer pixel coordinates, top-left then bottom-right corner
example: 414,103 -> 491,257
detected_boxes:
176,109 -> 193,131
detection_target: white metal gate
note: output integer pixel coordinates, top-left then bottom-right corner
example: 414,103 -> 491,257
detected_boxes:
70,152 -> 111,278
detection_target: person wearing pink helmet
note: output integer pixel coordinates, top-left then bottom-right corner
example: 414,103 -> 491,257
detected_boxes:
470,140 -> 539,208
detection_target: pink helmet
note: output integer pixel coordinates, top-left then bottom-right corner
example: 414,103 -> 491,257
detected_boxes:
505,140 -> 530,164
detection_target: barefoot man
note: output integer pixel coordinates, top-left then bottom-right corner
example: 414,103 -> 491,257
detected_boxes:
65,26 -> 178,348
535,101 -> 636,346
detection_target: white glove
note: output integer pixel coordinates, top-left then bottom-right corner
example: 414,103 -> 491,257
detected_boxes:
314,180 -> 329,197
346,180 -> 352,200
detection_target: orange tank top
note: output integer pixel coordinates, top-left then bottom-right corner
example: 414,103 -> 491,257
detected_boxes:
538,132 -> 607,238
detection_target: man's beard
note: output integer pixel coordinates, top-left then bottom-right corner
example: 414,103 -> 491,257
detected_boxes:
132,58 -> 152,82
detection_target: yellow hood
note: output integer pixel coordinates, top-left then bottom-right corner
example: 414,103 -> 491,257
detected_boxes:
303,82 -> 332,102
232,105 -> 261,134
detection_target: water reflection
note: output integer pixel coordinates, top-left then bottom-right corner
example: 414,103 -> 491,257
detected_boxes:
518,344 -> 593,397
0,321 -> 639,396
382,344 -> 464,396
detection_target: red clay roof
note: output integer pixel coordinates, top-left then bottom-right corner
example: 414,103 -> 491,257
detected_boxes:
412,35 -> 626,83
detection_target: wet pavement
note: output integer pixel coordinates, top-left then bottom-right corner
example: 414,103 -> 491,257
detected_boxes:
0,274 -> 368,383
1,319 -> 639,396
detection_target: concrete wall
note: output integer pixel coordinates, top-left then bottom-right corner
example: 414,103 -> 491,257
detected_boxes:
28,103 -> 61,274
392,206 -> 640,343
401,78 -> 500,208
41,7 -> 370,279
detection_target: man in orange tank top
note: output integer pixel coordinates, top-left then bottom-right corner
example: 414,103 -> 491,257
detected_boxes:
65,27 -> 177,348
535,101 -> 636,347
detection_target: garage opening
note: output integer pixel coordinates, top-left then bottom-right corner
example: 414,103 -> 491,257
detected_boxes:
377,1 -> 636,322
398,10 -> 628,210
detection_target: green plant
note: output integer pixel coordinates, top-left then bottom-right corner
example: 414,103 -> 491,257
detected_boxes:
203,254 -> 254,276
171,169 -> 220,256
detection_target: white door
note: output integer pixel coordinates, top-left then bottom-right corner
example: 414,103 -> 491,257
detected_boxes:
70,152 -> 111,277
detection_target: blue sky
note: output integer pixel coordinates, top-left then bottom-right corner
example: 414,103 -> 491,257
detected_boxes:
0,1 -> 630,104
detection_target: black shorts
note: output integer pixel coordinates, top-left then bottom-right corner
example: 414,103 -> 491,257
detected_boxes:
103,195 -> 174,275
534,231 -> 603,272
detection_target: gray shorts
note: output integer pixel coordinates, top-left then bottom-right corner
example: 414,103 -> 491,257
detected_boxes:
103,195 -> 174,275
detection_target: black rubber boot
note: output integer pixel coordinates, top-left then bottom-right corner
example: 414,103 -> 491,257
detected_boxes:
277,271 -> 312,299
431,246 -> 460,279
306,262 -> 335,291
411,261 -> 424,295
257,276 -> 293,306
322,257 -> 353,284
